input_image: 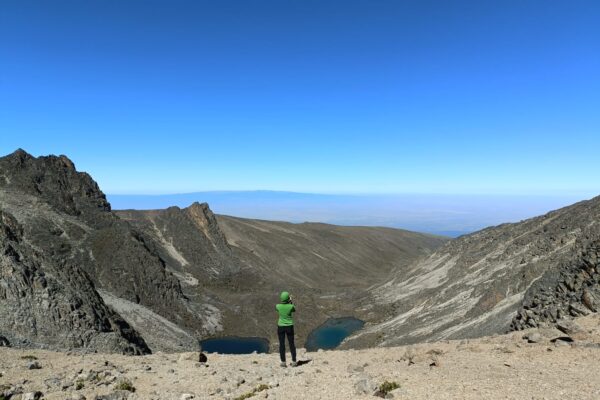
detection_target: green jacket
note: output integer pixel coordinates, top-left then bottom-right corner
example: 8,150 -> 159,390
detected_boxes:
276,302 -> 295,327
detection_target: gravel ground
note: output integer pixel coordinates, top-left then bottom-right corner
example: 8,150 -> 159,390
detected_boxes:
1,315 -> 599,400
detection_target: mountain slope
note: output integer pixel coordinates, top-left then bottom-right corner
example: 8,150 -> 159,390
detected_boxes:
347,195 -> 600,347
216,215 -> 446,289
115,208 -> 448,346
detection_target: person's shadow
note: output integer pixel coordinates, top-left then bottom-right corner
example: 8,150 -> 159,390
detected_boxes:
296,359 -> 312,366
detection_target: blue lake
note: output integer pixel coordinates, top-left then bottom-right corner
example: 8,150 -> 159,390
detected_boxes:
305,317 -> 365,352
199,336 -> 270,354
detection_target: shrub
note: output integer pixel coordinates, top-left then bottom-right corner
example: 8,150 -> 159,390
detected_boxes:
115,378 -> 136,392
375,380 -> 400,397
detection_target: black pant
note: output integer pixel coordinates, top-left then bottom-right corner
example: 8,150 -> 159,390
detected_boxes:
277,325 -> 296,362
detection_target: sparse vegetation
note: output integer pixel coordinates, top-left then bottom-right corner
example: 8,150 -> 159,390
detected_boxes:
0,385 -> 9,400
20,355 -> 38,360
375,380 -> 400,397
115,378 -> 136,392
75,379 -> 85,390
233,384 -> 270,400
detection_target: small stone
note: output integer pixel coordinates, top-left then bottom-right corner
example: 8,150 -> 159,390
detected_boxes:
178,352 -> 199,363
27,361 -> 42,370
22,392 -> 43,400
236,377 -> 245,386
180,394 -> 195,400
347,364 -> 364,374
554,338 -> 572,347
167,369 -> 176,374
0,335 -> 10,347
429,356 -> 441,367
353,374 -> 377,395
523,332 -> 543,343
94,390 -> 132,400
43,377 -> 62,389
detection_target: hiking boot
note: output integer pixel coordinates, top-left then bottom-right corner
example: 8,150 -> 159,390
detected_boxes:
280,362 -> 287,368
291,361 -> 298,367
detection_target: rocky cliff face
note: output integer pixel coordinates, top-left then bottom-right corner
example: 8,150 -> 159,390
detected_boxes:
0,150 -> 207,353
348,195 -> 600,347
0,193 -> 149,354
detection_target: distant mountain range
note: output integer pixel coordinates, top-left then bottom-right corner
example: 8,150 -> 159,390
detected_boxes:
108,191 -> 589,237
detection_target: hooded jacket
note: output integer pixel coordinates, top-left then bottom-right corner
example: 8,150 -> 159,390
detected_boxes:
276,291 -> 295,327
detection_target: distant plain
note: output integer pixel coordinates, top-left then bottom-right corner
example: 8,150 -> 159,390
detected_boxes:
108,191 -> 590,237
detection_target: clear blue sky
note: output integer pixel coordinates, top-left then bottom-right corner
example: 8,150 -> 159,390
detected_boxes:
1,0 -> 599,195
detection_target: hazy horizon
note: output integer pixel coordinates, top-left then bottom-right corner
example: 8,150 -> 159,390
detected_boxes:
107,190 -> 593,237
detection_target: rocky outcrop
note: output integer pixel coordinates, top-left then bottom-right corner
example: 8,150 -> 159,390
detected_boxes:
0,207 -> 149,354
511,235 -> 600,330
0,149 -> 110,217
116,203 -> 239,281
0,149 -> 203,353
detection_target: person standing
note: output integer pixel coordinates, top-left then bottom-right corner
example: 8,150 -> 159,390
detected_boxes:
276,291 -> 297,367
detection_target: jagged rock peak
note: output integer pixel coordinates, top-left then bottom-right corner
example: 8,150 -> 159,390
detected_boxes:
187,202 -> 219,226
0,149 -> 110,214
7,148 -> 34,161
188,201 -> 211,213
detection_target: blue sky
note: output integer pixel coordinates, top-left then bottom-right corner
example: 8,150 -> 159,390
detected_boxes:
1,0 -> 599,195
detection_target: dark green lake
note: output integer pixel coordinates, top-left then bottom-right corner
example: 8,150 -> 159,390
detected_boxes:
305,317 -> 365,351
199,336 -> 269,354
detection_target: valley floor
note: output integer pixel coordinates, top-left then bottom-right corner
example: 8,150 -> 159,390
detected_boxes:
2,315 -> 600,400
